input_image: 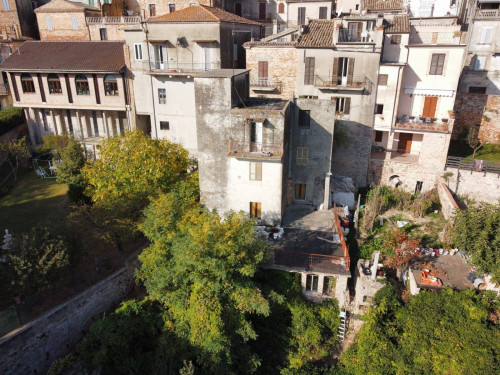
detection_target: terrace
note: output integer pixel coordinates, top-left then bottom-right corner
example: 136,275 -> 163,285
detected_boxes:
86,16 -> 141,24
143,61 -> 221,74
370,150 -> 420,164
408,31 -> 464,45
475,9 -> 500,19
249,75 -> 283,92
394,116 -> 453,133
315,75 -> 369,91
226,138 -> 283,160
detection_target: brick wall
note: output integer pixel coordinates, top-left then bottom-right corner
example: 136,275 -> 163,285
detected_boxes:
453,93 -> 500,144
37,11 -> 93,41
0,257 -> 139,375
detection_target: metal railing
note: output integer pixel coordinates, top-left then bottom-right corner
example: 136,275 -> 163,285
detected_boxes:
475,9 -> 500,19
267,249 -> 348,273
143,61 -> 221,72
409,32 -> 463,45
250,75 -> 283,91
446,156 -> 500,174
315,75 -> 368,90
0,83 -> 10,95
227,139 -> 283,159
338,29 -> 374,43
86,16 -> 141,24
395,117 -> 453,133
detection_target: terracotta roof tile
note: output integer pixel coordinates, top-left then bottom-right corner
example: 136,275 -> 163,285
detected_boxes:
0,41 -> 126,72
297,20 -> 335,48
245,41 -> 297,47
35,0 -> 99,13
149,5 -> 261,26
363,0 -> 403,11
384,15 -> 409,33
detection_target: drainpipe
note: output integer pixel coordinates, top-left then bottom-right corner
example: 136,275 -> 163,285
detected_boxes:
143,21 -> 158,139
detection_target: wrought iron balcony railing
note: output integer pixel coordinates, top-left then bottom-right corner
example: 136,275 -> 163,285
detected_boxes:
143,61 -> 221,73
86,16 -> 141,24
315,75 -> 368,90
227,139 -> 283,160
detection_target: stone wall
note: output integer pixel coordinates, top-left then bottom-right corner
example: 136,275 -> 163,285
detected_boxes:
37,11 -> 92,41
437,181 -> 459,220
0,257 -> 139,375
453,93 -> 500,144
444,167 -> 500,204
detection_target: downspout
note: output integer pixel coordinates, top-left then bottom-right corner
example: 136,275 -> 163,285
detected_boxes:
143,21 -> 158,139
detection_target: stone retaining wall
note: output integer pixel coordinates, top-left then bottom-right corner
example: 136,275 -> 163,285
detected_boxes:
437,181 -> 460,219
444,167 -> 500,204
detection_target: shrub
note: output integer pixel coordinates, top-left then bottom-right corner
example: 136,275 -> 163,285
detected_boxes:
0,107 -> 25,136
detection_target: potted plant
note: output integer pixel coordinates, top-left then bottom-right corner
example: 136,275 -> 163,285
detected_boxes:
442,118 -> 449,123
448,110 -> 455,119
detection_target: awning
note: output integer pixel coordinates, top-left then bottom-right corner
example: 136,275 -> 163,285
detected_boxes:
404,87 -> 455,97
193,39 -> 218,43
144,39 -> 170,43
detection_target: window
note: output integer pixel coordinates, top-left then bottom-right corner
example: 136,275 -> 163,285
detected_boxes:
46,16 -> 53,30
99,28 -> 107,40
158,88 -> 166,104
71,17 -> 78,30
390,35 -> 401,44
375,130 -> 383,142
474,56 -> 486,71
366,20 -> 375,31
258,61 -> 268,84
149,3 -> 156,17
296,147 -> 308,165
479,27 -> 493,44
469,86 -> 487,94
429,54 -> 445,75
375,104 -> 384,114
47,73 -> 62,94
298,7 -> 306,25
169,3 -> 175,12
347,22 -> 362,42
104,74 -> 118,96
278,2 -> 284,13
235,2 -> 242,16
259,2 -> 266,19
415,181 -> 423,194
335,97 -> 351,114
295,183 -> 306,200
42,111 -> 48,131
378,74 -> 388,86
160,121 -> 169,130
319,6 -> 327,19
134,43 -> 143,61
21,73 -> 35,93
250,202 -> 261,219
75,74 -> 90,95
306,274 -> 318,292
2,0 -> 9,10
323,276 -> 335,296
66,110 -> 74,135
92,110 -> 99,136
189,2 -> 196,5
304,56 -> 315,85
249,162 -> 262,181
298,109 -> 310,127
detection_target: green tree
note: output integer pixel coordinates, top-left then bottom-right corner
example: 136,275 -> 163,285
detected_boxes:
0,137 -> 29,181
138,180 -> 269,373
56,138 -> 88,203
8,225 -> 72,294
452,203 -> 500,281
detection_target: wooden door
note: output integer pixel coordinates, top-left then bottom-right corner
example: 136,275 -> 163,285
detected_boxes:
422,96 -> 438,118
250,202 -> 261,219
398,133 -> 413,154
295,183 -> 306,200
259,2 -> 266,19
258,61 -> 268,84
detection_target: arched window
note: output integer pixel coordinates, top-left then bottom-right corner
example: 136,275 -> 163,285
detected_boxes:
75,74 -> 90,95
47,73 -> 62,94
104,74 -> 118,96
21,73 -> 35,93
278,2 -> 285,14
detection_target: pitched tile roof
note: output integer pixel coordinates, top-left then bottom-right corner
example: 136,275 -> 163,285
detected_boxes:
297,20 -> 335,48
34,0 -> 99,13
149,5 -> 262,26
245,41 -> 298,47
363,0 -> 403,11
0,41 -> 126,72
384,15 -> 409,33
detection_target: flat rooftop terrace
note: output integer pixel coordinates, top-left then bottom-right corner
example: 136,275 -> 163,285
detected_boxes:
234,98 -> 289,111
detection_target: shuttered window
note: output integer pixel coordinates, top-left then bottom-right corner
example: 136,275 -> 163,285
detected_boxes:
258,61 -> 268,83
295,183 -> 306,199
250,202 -> 262,219
334,97 -> 351,114
429,54 -> 445,75
249,162 -> 262,181
296,147 -> 308,165
46,17 -> 53,30
2,0 -> 9,10
304,57 -> 315,85
479,27 -> 493,44
278,2 -> 284,13
319,6 -> 327,19
71,17 -> 78,30
378,74 -> 388,85
134,43 -> 143,61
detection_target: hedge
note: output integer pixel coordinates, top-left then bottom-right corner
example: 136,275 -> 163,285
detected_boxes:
0,107 -> 25,136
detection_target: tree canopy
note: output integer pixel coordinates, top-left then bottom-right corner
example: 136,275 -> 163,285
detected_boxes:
342,285 -> 500,375
452,202 -> 500,281
55,137 -> 88,203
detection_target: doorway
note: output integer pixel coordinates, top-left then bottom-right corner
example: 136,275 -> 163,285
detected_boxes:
250,121 -> 263,151
422,96 -> 438,118
397,133 -> 413,154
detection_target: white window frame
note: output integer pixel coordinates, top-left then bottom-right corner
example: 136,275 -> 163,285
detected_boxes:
336,97 -> 347,113
474,56 -> 486,71
306,274 -> 319,292
296,147 -> 308,165
2,0 -> 10,11
134,43 -> 143,61
158,88 -> 166,104
46,16 -> 53,30
71,17 -> 78,30
249,162 -> 262,181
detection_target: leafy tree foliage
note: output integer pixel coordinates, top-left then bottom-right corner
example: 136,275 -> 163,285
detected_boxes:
137,176 -> 269,373
55,138 -> 88,203
8,225 -> 73,294
342,285 -> 500,375
0,137 -> 29,181
452,203 -> 500,281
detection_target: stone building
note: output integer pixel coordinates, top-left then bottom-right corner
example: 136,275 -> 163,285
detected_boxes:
0,41 -> 136,157
127,0 -> 233,19
0,0 -> 47,39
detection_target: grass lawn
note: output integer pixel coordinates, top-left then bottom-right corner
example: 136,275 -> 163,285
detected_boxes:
0,170 -> 68,235
448,140 -> 500,162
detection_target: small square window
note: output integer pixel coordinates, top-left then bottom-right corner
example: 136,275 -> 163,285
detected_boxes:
375,104 -> 384,114
378,74 -> 388,86
160,121 -> 169,130
390,35 -> 401,44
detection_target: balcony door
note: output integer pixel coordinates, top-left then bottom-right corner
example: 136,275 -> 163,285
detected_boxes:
200,44 -> 212,70
153,44 -> 167,69
398,133 -> 413,154
337,57 -> 349,85
298,7 -> 306,25
422,96 -> 438,118
250,121 -> 263,152
258,61 -> 268,85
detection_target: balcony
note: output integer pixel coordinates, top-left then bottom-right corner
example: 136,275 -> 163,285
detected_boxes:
337,29 -> 375,44
370,149 -> 420,164
0,83 -> 10,95
268,250 -> 349,274
475,9 -> 500,19
86,16 -> 141,24
250,75 -> 282,92
143,61 -> 221,74
395,116 -> 453,133
446,156 -> 500,174
227,138 -> 283,160
409,32 -> 464,45
315,75 -> 368,91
